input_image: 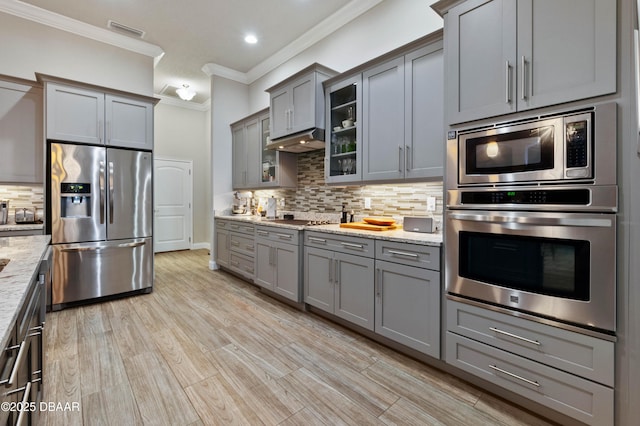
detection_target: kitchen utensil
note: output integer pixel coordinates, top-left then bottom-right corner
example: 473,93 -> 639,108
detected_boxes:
0,200 -> 9,225
15,207 -> 36,223
363,217 -> 396,226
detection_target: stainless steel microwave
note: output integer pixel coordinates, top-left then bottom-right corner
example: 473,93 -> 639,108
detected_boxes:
447,102 -> 617,188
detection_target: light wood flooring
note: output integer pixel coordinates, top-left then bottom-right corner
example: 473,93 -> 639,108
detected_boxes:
40,249 -> 556,426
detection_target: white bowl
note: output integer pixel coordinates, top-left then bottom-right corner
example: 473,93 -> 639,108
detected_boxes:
342,120 -> 354,128
333,126 -> 342,132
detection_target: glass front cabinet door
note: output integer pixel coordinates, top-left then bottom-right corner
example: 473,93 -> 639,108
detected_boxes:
325,75 -> 362,184
260,114 -> 278,186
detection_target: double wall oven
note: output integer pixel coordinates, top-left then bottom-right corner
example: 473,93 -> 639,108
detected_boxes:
445,102 -> 617,335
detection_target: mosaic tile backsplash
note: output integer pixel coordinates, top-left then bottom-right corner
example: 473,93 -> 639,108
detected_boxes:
0,185 -> 44,209
254,150 -> 443,227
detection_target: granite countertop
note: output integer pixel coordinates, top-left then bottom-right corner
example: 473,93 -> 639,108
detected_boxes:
0,235 -> 51,350
0,222 -> 44,232
216,215 -> 443,246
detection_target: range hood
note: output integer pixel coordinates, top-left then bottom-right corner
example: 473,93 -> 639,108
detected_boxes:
265,128 -> 325,153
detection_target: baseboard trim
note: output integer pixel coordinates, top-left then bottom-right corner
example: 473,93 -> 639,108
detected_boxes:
192,242 -> 211,251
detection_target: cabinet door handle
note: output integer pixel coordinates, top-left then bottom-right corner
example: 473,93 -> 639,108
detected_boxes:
106,121 -> 111,143
341,242 -> 364,249
98,120 -> 103,143
290,108 -> 294,129
388,250 -> 419,258
7,340 -> 28,386
328,257 -> 333,283
405,146 -> 411,171
521,56 -> 527,101
13,381 -> 31,426
335,259 -> 340,285
505,60 -> 511,104
489,327 -> 541,346
277,233 -> 292,240
257,230 -> 269,236
376,268 -> 382,297
489,364 -> 540,388
309,236 -> 326,244
398,145 -> 403,172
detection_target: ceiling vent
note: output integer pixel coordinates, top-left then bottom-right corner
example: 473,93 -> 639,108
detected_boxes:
107,20 -> 145,38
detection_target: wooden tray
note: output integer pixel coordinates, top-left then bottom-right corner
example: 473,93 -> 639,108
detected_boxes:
363,217 -> 396,226
339,222 -> 400,231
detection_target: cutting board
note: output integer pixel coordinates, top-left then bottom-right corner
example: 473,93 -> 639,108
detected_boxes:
340,222 -> 400,231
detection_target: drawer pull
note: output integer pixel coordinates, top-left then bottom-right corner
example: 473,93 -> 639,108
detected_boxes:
309,237 -> 326,243
231,261 -> 239,266
388,250 -> 419,258
245,245 -> 254,250
231,241 -> 240,246
230,225 -> 239,230
257,230 -> 269,236
277,233 -> 292,240
489,327 -> 541,346
489,364 -> 540,388
341,242 -> 364,249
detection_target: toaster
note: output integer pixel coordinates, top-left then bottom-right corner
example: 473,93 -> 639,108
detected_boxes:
15,207 -> 36,223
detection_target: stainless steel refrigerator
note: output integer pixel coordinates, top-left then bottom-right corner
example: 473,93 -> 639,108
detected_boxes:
48,142 -> 153,310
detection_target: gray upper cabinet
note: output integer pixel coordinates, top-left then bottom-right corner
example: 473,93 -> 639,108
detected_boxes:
267,64 -> 336,140
231,109 -> 296,190
362,56 -> 406,181
404,44 -> 444,180
45,81 -> 154,149
0,77 -> 43,183
326,32 -> 444,185
445,0 -> 616,124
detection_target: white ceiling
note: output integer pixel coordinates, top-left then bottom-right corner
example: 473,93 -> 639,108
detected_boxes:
13,0 -> 381,105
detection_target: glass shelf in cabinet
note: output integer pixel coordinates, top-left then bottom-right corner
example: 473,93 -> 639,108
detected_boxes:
332,125 -> 356,133
331,151 -> 357,158
331,99 -> 357,111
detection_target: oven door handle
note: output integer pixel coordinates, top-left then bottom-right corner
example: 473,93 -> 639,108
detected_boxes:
448,212 -> 613,228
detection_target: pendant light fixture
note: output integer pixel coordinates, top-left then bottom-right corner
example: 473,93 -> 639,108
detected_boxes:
176,84 -> 196,101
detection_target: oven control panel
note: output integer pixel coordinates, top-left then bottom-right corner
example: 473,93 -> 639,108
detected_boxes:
460,189 -> 590,205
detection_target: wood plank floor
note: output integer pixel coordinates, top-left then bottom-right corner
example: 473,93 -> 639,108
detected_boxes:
39,249 -> 556,426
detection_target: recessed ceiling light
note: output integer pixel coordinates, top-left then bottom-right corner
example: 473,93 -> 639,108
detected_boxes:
244,34 -> 258,44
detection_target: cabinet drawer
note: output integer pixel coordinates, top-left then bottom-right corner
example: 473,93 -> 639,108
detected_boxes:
447,300 -> 614,387
446,333 -> 613,426
216,219 -> 229,229
228,221 -> 255,235
305,231 -> 373,258
375,240 -> 440,270
230,233 -> 255,257
255,225 -> 300,245
229,252 -> 254,279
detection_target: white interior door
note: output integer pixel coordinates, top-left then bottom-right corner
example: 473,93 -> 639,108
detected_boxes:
154,158 -> 193,253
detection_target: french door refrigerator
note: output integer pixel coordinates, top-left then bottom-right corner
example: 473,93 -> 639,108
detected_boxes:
48,142 -> 153,310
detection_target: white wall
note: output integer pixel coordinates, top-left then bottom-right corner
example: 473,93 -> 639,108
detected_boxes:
248,0 -> 443,111
154,103 -> 211,247
0,12 -> 153,95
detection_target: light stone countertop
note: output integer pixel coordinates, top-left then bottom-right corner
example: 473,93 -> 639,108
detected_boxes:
0,235 -> 51,350
0,222 -> 44,232
216,215 -> 443,246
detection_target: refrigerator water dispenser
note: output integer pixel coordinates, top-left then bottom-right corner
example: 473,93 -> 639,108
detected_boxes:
60,183 -> 92,218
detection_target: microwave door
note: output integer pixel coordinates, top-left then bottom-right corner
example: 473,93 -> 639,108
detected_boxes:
106,148 -> 153,241
50,143 -> 106,244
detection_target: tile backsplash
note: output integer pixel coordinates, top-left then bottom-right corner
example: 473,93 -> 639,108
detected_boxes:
254,150 -> 443,225
0,185 -> 44,209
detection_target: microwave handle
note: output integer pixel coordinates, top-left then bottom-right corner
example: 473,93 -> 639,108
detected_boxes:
448,212 -> 613,228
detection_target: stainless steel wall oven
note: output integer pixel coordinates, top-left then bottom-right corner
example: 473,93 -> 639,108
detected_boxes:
445,102 -> 617,335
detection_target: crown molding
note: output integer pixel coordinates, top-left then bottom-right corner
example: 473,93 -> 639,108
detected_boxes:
201,63 -> 248,84
157,94 -> 211,111
202,0 -> 383,85
0,0 -> 164,61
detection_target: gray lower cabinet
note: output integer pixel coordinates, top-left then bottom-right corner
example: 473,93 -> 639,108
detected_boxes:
304,232 -> 375,331
254,226 -> 302,302
374,240 -> 441,358
446,300 -> 614,425
214,220 -> 230,269
215,219 -> 255,280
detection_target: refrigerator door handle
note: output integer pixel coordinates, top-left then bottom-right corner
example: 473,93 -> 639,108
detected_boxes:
99,161 -> 105,224
59,241 -> 146,253
108,161 -> 114,224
